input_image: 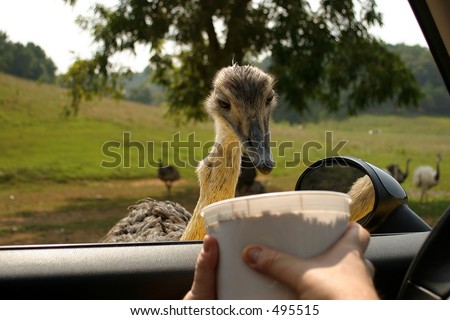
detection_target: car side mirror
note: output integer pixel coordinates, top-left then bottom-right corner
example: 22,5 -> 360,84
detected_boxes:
295,156 -> 431,233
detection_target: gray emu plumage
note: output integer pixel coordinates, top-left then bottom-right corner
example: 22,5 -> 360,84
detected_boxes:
158,159 -> 180,197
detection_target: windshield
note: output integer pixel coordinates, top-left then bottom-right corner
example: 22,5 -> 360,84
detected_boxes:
0,0 -> 448,245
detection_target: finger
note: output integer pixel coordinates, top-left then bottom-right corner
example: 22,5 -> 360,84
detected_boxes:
321,223 -> 374,279
242,245 -> 305,291
353,222 -> 371,253
365,259 -> 375,278
351,223 -> 374,277
184,235 -> 218,300
328,222 -> 370,255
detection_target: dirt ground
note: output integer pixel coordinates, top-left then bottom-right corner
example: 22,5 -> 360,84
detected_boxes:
0,178 -> 197,245
0,177 -> 445,246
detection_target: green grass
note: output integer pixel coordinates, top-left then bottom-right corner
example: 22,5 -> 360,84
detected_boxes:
2,73 -> 449,188
1,72 -> 449,235
0,73 -> 214,183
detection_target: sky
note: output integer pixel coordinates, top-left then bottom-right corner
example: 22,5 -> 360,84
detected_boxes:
0,0 -> 428,74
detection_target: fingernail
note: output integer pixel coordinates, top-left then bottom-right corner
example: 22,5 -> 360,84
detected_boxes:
246,247 -> 262,264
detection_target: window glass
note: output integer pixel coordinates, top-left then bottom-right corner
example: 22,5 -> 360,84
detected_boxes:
0,0 -> 448,245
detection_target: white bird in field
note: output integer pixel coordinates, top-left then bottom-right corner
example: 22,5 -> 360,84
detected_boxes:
413,153 -> 442,202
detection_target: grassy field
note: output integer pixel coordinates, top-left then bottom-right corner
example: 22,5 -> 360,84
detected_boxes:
1,73 -> 449,244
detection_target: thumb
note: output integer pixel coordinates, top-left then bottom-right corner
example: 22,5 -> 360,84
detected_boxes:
184,235 -> 218,300
242,245 -> 306,291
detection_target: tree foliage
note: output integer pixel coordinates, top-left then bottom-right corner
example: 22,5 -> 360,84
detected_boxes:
61,58 -> 124,116
378,44 -> 450,115
124,67 -> 166,105
64,0 -> 422,119
0,31 -> 56,83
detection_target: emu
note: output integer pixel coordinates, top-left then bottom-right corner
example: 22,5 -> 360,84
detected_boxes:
236,153 -> 266,196
386,158 -> 412,184
157,159 -> 180,197
413,153 -> 442,202
101,65 -> 277,242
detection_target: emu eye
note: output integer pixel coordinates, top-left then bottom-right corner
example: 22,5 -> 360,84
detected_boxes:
266,95 -> 274,105
217,99 -> 231,110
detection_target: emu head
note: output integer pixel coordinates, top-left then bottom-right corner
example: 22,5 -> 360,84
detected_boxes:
205,65 -> 277,174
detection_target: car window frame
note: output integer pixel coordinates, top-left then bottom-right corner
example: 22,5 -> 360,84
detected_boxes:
408,0 -> 450,92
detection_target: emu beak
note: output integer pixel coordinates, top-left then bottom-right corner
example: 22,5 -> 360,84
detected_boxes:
243,120 -> 274,175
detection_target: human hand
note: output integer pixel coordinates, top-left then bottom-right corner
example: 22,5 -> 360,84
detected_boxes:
242,222 -> 379,300
184,235 -> 218,300
184,222 -> 378,300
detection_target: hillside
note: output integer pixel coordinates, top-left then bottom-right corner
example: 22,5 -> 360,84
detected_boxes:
0,72 -> 449,244
1,72 -> 450,186
0,72 -> 213,183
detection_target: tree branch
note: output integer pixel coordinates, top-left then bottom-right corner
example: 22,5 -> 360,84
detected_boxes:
200,1 -> 221,51
224,0 -> 251,63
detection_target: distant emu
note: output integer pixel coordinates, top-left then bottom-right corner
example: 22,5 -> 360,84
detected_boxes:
235,153 -> 266,196
386,158 -> 412,184
413,153 -> 442,202
157,159 -> 180,197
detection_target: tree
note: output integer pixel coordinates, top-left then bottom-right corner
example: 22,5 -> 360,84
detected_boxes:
0,32 -> 11,72
124,66 -> 166,105
25,43 -> 57,83
61,58 -> 123,116
0,31 -> 56,83
63,0 -> 422,119
378,44 -> 450,115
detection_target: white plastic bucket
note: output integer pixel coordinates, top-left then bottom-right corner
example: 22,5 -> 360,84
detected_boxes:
202,191 -> 351,299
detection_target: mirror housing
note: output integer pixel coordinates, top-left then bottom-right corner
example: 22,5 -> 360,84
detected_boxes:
295,156 -> 431,233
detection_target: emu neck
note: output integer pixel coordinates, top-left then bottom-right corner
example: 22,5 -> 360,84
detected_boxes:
435,158 -> 441,181
404,160 -> 410,178
180,123 -> 241,240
